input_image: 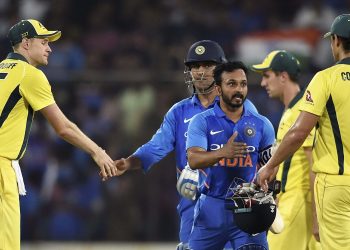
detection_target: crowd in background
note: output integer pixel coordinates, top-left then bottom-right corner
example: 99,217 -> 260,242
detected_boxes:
0,0 -> 348,242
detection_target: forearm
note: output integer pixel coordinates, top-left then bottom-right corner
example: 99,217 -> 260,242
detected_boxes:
187,149 -> 224,169
58,120 -> 102,157
266,127 -> 306,169
125,155 -> 142,171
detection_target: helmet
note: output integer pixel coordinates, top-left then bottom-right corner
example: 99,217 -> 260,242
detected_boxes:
184,40 -> 227,95
226,181 -> 278,235
184,40 -> 227,66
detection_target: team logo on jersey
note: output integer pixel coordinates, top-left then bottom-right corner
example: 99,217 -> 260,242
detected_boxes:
244,126 -> 255,137
305,90 -> 314,104
195,46 -> 205,55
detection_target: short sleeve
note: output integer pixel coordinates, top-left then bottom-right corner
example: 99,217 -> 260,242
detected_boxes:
186,114 -> 208,150
259,116 -> 275,150
300,71 -> 329,116
20,68 -> 55,111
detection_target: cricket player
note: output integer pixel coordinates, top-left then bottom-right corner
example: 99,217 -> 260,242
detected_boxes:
251,50 -> 321,250
114,40 -> 258,249
0,19 -> 116,250
257,14 -> 350,250
186,61 -> 275,250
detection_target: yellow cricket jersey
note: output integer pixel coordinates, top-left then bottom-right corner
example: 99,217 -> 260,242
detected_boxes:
300,57 -> 350,175
0,53 -> 55,160
276,90 -> 315,192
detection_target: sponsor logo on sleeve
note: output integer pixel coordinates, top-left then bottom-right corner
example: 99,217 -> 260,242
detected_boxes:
305,90 -> 314,104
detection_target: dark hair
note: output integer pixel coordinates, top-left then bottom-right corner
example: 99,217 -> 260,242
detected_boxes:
274,70 -> 299,83
333,35 -> 350,52
214,61 -> 248,85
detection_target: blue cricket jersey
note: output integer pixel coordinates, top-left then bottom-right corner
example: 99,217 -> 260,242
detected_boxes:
132,95 -> 258,242
186,102 -> 275,199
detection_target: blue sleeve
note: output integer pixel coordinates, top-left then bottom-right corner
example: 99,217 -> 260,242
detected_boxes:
186,114 -> 208,151
244,98 -> 259,114
133,108 -> 176,172
258,116 -> 276,165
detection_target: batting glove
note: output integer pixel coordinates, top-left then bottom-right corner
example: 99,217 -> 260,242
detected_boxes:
176,165 -> 199,200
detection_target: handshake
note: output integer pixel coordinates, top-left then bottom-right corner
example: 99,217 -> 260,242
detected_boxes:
99,156 -> 200,202
99,158 -> 130,181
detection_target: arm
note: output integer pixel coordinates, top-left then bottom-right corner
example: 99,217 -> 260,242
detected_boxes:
115,107 -> 177,175
257,111 -> 319,190
133,108 -> 177,172
40,103 -> 116,179
304,147 -> 320,242
187,131 -> 247,169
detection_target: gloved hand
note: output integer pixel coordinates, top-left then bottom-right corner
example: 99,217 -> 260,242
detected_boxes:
176,165 -> 199,200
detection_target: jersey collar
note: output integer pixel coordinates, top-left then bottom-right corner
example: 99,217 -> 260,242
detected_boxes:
336,57 -> 350,65
191,95 -> 219,108
213,101 -> 248,118
288,88 -> 305,109
6,52 -> 28,63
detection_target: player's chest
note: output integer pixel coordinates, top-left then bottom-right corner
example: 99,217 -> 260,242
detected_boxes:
207,119 -> 262,150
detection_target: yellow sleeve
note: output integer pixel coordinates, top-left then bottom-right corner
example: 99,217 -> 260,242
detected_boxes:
300,71 -> 329,116
20,67 -> 55,111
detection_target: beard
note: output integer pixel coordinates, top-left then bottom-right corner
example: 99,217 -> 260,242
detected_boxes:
222,92 -> 246,108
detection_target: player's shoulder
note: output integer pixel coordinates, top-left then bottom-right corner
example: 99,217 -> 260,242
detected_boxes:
167,96 -> 195,115
246,110 -> 273,128
314,64 -> 340,79
195,107 -> 215,119
244,98 -> 259,114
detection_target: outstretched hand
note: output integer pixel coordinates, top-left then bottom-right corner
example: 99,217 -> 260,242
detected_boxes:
114,158 -> 129,176
257,164 -> 279,191
99,158 -> 130,181
92,147 -> 118,180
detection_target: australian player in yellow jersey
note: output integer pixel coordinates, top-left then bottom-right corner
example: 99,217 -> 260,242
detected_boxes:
258,14 -> 350,250
252,50 -> 321,250
0,19 -> 117,250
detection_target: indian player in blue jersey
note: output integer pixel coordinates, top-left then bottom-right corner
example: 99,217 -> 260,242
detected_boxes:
186,61 -> 275,250
114,41 -> 258,250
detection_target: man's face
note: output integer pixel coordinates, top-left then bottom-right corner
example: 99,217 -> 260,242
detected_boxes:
26,38 -> 52,66
218,69 -> 247,108
260,70 -> 283,99
189,62 -> 216,94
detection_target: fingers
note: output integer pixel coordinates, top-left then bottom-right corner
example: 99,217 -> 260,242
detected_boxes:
228,131 -> 238,143
100,168 -> 108,180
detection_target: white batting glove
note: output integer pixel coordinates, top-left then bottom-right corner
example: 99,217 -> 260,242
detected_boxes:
176,165 -> 199,200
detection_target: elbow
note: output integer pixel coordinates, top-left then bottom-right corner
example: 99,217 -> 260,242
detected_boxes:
56,127 -> 70,139
56,122 -> 76,139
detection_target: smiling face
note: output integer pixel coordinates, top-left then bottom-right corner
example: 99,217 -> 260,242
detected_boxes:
217,69 -> 248,109
26,37 -> 52,66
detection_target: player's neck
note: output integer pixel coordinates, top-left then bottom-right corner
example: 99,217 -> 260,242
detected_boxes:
14,48 -> 38,67
282,82 -> 300,109
197,90 -> 217,108
220,101 -> 243,123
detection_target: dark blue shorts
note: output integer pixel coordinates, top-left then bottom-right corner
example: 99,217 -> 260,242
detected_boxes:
189,194 -> 268,250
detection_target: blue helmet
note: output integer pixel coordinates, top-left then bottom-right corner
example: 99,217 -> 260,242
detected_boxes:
184,40 -> 227,66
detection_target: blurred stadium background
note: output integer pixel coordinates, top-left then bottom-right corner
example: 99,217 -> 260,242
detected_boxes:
0,0 -> 347,248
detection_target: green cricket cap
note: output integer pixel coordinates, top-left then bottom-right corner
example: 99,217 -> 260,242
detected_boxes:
8,19 -> 61,46
251,50 -> 301,77
324,14 -> 350,39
